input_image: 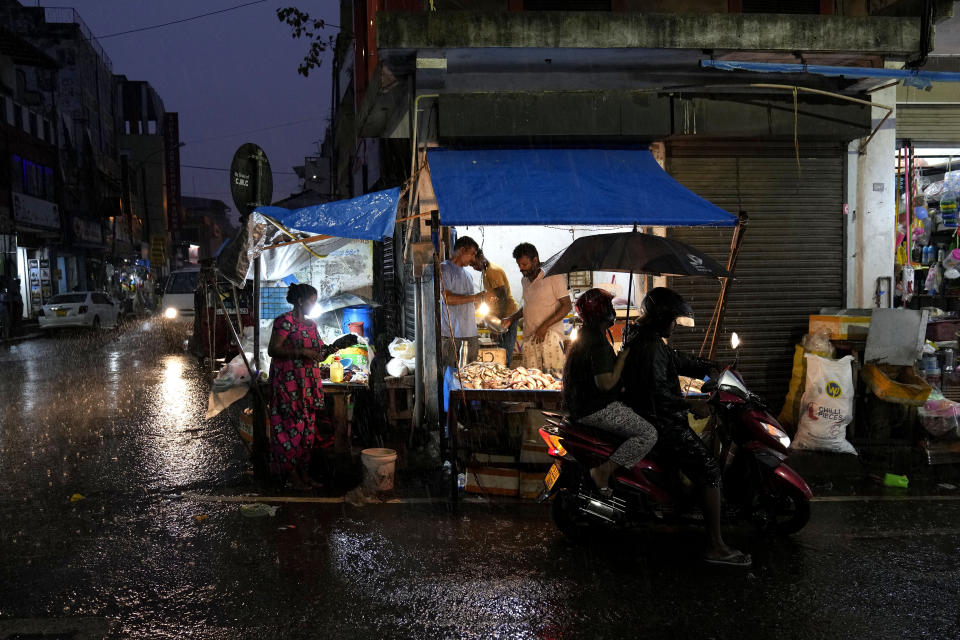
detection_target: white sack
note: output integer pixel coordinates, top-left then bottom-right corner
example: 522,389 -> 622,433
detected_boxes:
793,354 -> 857,455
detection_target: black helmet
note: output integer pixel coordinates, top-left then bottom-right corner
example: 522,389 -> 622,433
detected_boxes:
640,287 -> 694,330
575,288 -> 616,328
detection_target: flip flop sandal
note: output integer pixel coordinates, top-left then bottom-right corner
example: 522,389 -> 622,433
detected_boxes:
596,486 -> 614,498
703,551 -> 752,568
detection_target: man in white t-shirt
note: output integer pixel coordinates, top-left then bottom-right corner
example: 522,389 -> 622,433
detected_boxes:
502,242 -> 572,375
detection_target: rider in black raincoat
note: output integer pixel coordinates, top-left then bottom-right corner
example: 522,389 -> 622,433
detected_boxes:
621,287 -> 750,567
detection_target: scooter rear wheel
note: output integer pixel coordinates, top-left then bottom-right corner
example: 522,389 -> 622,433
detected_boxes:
551,489 -> 599,543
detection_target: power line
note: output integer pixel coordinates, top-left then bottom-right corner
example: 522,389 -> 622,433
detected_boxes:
93,0 -> 267,40
182,163 -> 298,175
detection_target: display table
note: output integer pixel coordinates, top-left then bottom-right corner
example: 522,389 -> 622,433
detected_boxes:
444,367 -> 562,491
322,381 -> 369,452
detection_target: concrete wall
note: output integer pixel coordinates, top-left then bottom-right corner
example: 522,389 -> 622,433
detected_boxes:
847,86 -> 897,308
378,11 -> 921,55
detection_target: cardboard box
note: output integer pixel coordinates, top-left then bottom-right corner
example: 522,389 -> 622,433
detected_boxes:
465,466 -> 519,496
520,471 -> 547,499
477,347 -> 507,365
809,315 -> 871,340
520,442 -> 555,464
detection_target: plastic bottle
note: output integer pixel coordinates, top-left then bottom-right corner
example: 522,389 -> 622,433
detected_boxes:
457,472 -> 467,494
939,245 -> 947,263
924,244 -> 934,265
330,355 -> 344,383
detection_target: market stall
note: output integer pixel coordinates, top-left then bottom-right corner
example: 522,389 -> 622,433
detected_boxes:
207,187 -> 402,477
413,147 -> 742,498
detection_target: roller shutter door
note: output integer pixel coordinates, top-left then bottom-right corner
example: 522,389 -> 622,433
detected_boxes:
665,140 -> 846,410
896,105 -> 960,146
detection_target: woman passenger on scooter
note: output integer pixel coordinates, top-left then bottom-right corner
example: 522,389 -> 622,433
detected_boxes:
562,288 -> 658,497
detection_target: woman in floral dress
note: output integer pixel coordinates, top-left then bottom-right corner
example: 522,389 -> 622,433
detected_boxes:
267,283 -> 357,489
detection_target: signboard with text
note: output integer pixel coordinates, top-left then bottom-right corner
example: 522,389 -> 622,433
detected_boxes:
163,113 -> 182,245
230,143 -> 272,217
13,193 -> 60,230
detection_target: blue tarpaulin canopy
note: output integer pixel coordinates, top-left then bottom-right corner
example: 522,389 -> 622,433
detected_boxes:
426,148 -> 737,228
254,186 -> 400,241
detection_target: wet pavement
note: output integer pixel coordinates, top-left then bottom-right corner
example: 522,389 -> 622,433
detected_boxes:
2,323 -> 960,639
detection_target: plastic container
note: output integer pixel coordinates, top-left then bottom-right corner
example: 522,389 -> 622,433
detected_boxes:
341,305 -> 374,342
883,473 -> 909,489
330,356 -> 344,383
361,448 -> 398,491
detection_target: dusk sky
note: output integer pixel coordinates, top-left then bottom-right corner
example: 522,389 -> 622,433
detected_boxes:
33,0 -> 341,211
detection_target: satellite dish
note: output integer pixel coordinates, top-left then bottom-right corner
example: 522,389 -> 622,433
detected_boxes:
230,143 -> 273,217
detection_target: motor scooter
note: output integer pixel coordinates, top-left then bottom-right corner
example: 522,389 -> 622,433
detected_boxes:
537,333 -> 812,541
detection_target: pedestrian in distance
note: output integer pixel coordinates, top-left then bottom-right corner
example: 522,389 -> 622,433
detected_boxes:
267,283 -> 358,491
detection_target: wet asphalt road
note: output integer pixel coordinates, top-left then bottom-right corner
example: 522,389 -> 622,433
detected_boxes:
1,322 -> 960,639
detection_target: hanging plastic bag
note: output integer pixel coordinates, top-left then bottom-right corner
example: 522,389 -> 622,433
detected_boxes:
793,354 -> 858,455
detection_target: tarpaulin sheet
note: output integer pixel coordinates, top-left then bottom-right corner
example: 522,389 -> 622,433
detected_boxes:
426,148 -> 737,227
253,186 -> 400,242
700,59 -> 958,90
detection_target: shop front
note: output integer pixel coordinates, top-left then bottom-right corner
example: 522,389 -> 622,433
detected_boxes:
60,213 -> 107,293
11,191 -> 62,317
414,147 -> 741,498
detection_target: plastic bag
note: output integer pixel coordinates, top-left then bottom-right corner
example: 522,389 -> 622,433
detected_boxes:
800,332 -> 835,358
386,357 -> 409,377
778,345 -> 807,429
388,337 -> 415,359
793,354 -> 857,455
212,353 -> 253,391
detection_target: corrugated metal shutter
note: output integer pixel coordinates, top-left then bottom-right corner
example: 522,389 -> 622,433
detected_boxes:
665,140 -> 846,410
896,105 -> 960,145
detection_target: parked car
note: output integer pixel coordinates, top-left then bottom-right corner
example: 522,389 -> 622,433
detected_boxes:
38,291 -> 120,331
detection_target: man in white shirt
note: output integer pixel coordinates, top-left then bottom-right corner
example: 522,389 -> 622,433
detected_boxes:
503,242 -> 572,375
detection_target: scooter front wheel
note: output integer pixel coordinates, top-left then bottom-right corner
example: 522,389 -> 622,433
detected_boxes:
757,475 -> 811,535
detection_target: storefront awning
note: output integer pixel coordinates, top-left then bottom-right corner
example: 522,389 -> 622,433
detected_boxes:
254,186 -> 400,242
426,148 -> 737,227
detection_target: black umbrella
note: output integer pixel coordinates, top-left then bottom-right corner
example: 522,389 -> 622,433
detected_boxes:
542,230 -> 728,323
542,231 -> 728,279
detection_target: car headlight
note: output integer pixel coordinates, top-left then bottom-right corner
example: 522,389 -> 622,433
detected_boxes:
164,307 -> 178,319
761,422 -> 791,449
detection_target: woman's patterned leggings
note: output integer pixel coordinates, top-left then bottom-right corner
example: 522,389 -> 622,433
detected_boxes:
579,401 -> 658,469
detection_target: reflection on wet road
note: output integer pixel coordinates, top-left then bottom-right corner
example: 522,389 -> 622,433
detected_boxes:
1,325 -> 959,639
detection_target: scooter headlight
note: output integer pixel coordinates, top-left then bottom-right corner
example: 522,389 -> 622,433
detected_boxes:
164,307 -> 178,320
761,422 -> 791,449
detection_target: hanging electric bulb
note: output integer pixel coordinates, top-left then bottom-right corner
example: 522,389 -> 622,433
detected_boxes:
570,327 -> 579,341
477,301 -> 490,317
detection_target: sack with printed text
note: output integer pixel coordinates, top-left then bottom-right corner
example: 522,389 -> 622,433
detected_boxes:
792,354 -> 858,455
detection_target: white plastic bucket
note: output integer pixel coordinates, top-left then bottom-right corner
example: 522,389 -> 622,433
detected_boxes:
361,448 -> 398,491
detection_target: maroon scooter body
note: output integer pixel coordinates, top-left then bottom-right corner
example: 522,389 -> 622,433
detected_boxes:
540,365 -> 812,534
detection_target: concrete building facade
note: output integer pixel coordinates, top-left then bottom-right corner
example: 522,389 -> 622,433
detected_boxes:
322,0 -> 946,420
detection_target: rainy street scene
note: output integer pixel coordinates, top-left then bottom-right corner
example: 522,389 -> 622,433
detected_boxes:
3,1 -> 960,639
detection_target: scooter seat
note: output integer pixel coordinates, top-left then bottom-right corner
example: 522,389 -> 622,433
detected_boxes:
561,421 -> 624,448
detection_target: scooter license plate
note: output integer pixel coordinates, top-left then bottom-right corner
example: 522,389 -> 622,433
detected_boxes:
544,462 -> 561,490
56,309 -> 67,317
